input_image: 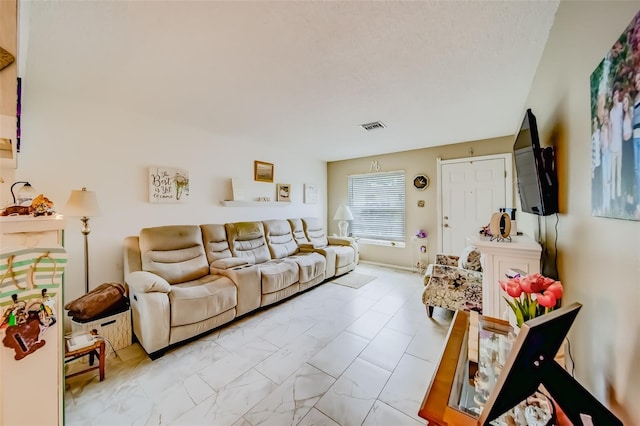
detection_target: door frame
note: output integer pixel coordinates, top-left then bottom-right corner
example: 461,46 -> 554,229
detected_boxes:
436,153 -> 513,253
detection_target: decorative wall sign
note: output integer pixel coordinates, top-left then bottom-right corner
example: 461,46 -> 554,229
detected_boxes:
590,8 -> 640,221
148,167 -> 189,203
304,183 -> 318,204
277,183 -> 291,202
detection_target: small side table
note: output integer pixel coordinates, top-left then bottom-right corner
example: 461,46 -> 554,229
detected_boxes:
411,236 -> 428,274
64,338 -> 106,382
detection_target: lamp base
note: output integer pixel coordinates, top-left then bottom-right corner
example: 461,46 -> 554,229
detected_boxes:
338,220 -> 349,238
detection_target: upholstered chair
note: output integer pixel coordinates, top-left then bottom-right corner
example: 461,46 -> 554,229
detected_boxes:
422,246 -> 483,317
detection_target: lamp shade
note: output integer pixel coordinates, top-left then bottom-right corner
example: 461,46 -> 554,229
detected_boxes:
64,187 -> 101,217
333,205 -> 354,221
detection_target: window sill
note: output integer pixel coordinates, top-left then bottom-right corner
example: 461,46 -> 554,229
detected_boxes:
358,238 -> 406,248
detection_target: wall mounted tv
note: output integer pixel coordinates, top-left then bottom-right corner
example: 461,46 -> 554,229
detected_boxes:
513,109 -> 558,216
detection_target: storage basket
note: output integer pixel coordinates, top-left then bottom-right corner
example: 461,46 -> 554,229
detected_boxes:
71,309 -> 131,357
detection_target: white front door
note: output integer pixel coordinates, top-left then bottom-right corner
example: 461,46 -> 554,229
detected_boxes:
437,154 -> 513,255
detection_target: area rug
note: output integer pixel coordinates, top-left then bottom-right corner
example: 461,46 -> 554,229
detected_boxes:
331,272 -> 377,289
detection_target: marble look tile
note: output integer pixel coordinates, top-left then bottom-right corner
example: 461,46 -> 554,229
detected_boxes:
362,400 -> 425,426
171,369 -> 277,426
297,408 -> 340,426
358,327 -> 413,372
315,358 -> 391,426
405,325 -> 448,363
370,294 -> 406,316
341,295 -> 378,318
379,353 -> 436,421
198,351 -> 259,391
254,334 -> 325,384
346,309 -> 392,340
308,331 -> 369,378
243,364 -> 335,426
64,265 -> 452,426
183,374 -> 215,405
385,306 -> 431,337
260,315 -> 317,348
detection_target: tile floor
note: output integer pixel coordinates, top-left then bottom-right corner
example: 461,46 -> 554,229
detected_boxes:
64,264 -> 454,426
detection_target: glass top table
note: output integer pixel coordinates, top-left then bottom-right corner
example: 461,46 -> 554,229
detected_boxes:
419,310 -> 554,426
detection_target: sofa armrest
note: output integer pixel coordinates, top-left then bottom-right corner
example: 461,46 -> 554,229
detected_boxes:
211,257 -> 249,269
125,271 -> 171,355
326,236 -> 352,246
210,264 -> 261,316
126,271 -> 172,294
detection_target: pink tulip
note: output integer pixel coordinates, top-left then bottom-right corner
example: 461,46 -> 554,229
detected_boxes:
500,279 -> 523,298
537,290 -> 557,308
547,282 -> 563,300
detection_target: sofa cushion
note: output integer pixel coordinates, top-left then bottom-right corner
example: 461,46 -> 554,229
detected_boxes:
287,218 -> 307,244
225,222 -> 272,264
139,225 -> 209,284
290,252 -> 326,283
259,260 -> 299,294
201,224 -> 233,263
264,219 -> 299,259
302,217 -> 329,248
169,275 -> 237,326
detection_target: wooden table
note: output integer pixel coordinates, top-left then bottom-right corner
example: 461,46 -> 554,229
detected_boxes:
64,339 -> 106,382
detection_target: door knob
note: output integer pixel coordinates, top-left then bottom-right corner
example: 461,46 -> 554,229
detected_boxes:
444,224 -> 450,228
443,216 -> 449,220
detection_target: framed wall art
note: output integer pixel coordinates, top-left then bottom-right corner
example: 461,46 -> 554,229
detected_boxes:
304,183 -> 318,204
148,167 -> 189,203
590,8 -> 640,221
254,161 -> 274,183
277,183 -> 290,202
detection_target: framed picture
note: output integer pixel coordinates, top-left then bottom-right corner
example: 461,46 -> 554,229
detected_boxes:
254,161 -> 274,183
304,183 -> 318,204
590,9 -> 640,221
148,167 -> 189,203
277,183 -> 290,202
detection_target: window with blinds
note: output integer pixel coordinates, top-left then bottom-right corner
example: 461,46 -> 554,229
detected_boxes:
347,171 -> 405,242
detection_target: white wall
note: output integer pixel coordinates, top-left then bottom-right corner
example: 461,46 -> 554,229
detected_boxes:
525,1 -> 640,422
7,92 -> 327,308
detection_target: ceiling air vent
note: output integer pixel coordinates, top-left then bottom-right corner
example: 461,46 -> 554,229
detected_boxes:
360,121 -> 386,131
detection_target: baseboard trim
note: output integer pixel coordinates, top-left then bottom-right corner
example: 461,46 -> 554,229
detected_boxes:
359,260 -> 413,272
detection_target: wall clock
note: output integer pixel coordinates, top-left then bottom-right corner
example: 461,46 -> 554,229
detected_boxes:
413,174 -> 429,190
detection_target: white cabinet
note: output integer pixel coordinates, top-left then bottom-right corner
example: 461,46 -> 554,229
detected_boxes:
474,235 -> 541,319
0,215 -> 66,426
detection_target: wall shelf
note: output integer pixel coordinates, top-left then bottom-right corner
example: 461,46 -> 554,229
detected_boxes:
220,200 -> 291,207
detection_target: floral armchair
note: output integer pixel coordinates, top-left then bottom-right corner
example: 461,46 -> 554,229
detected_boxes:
422,246 -> 483,317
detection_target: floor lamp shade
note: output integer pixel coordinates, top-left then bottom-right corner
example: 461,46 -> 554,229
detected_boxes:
333,205 -> 354,238
64,187 -> 101,293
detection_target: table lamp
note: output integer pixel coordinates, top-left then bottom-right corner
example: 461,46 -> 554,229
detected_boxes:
64,187 -> 101,294
333,205 -> 354,238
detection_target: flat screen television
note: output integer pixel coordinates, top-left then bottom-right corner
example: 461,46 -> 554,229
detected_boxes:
513,109 -> 558,216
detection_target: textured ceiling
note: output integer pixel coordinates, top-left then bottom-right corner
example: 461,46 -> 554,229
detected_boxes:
21,1 -> 559,162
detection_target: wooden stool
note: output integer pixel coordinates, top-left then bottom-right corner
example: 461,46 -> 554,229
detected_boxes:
64,337 -> 106,381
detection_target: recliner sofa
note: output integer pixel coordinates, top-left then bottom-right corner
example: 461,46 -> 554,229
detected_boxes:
123,218 -> 357,358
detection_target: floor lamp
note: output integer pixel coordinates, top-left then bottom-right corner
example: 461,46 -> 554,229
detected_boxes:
64,187 -> 101,294
333,205 -> 354,238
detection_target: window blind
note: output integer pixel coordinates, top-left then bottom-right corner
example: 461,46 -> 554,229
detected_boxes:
348,171 -> 405,241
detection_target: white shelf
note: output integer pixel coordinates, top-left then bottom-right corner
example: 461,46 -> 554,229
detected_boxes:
220,200 -> 291,207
